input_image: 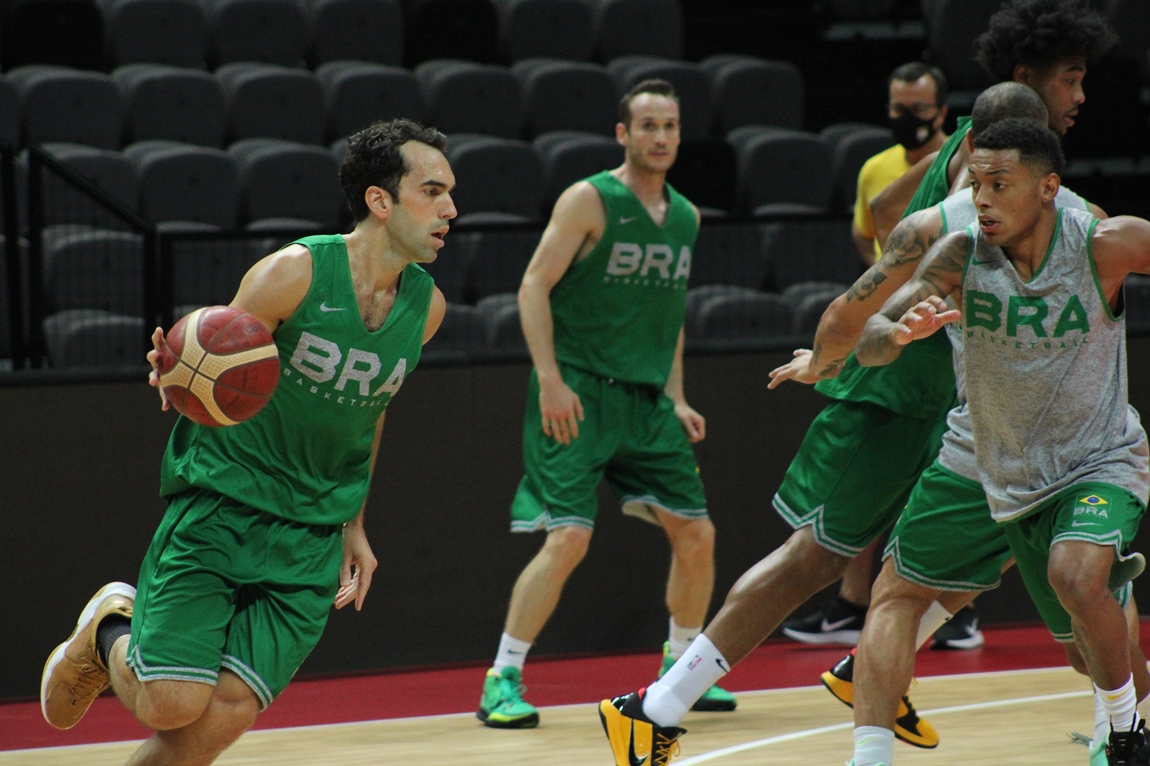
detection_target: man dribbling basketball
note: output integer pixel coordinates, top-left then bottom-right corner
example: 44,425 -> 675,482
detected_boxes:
39,119 -> 451,766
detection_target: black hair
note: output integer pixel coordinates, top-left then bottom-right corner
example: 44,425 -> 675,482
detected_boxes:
888,61 -> 948,107
972,117 -> 1066,176
339,118 -> 449,223
970,82 -> 1048,136
974,0 -> 1117,82
618,79 -> 679,128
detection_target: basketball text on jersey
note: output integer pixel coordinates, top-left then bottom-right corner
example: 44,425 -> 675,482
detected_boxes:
604,242 -> 692,284
965,290 -> 1090,343
284,330 -> 406,406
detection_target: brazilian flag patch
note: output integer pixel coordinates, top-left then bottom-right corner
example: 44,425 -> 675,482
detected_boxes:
1078,495 -> 1109,506
1073,493 -> 1111,521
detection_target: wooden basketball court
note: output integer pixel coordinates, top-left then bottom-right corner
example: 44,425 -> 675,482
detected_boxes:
1,666 -> 1098,765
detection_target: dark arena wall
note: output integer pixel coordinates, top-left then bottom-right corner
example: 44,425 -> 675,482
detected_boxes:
7,341 -> 1150,700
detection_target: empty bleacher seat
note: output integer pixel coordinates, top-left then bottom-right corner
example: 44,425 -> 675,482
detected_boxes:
591,0 -> 682,61
416,61 -> 524,139
44,309 -> 146,368
204,0 -> 308,67
125,141 -> 240,228
926,0 -> 998,91
420,234 -> 473,304
423,302 -> 486,353
32,143 -> 139,227
9,66 -> 124,150
782,280 -> 850,306
792,287 -> 844,335
730,128 -> 834,213
458,217 -> 540,301
216,63 -> 325,145
534,132 -> 623,213
305,0 -> 402,66
316,62 -> 423,143
404,0 -> 500,66
689,222 -> 768,289
485,302 -> 526,351
761,214 -> 860,290
169,235 -> 266,308
495,0 -> 594,63
229,138 -> 342,228
821,124 -> 893,213
685,284 -> 759,334
702,55 -> 804,133
513,60 -> 617,137
691,291 -> 793,341
42,226 -> 144,315
607,58 -> 712,141
446,137 -> 544,219
1,0 -> 104,70
113,64 -> 225,147
100,0 -> 207,68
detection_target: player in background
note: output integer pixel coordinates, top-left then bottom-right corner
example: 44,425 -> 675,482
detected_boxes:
476,79 -> 736,731
39,118 -> 450,766
782,60 -> 953,649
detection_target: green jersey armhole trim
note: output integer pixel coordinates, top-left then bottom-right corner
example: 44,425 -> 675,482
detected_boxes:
961,224 -> 976,284
566,180 -> 611,274
937,201 -> 949,236
1025,209 -> 1061,284
1085,216 -> 1120,323
275,238 -> 321,333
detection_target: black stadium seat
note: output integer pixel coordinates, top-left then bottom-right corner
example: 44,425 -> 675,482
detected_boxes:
124,141 -> 240,228
305,0 -> 403,67
43,309 -> 145,368
229,139 -> 342,229
691,291 -> 793,341
591,0 -> 682,62
0,79 -> 17,150
926,0 -> 998,91
204,0 -> 308,68
33,144 -> 139,227
689,222 -> 768,290
607,58 -> 712,141
792,287 -> 844,335
416,61 -> 524,139
730,127 -> 834,213
702,55 -> 804,133
316,62 -> 423,144
423,302 -> 487,353
113,64 -> 225,147
100,0 -> 207,68
822,125 -> 893,213
42,226 -> 144,315
495,0 -> 594,63
9,66 -> 124,150
403,0 -> 500,66
445,137 -> 543,219
513,60 -> 617,137
216,64 -> 325,145
534,132 -> 623,213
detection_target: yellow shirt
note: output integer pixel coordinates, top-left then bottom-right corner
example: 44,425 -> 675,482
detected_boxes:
852,144 -> 910,261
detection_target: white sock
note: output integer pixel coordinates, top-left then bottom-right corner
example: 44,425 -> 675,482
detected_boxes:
667,618 -> 701,660
493,632 -> 531,673
1092,691 -> 1108,750
915,601 -> 953,650
1097,675 -> 1138,732
642,634 -> 730,727
853,725 -> 895,766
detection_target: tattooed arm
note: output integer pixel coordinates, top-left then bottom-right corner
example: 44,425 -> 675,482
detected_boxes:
855,230 -> 969,367
767,207 -> 943,388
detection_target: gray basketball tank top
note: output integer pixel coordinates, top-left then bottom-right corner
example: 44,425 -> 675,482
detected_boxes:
962,206 -> 1148,521
937,186 -> 1094,482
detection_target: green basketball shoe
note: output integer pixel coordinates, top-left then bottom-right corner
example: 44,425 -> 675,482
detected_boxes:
477,666 -> 539,729
659,643 -> 737,712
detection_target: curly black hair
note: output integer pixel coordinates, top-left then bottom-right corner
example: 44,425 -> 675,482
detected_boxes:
339,119 -> 449,223
974,0 -> 1117,82
972,117 -> 1066,177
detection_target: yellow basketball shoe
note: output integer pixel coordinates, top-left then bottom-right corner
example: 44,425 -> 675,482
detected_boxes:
599,690 -> 686,766
41,582 -> 135,730
820,650 -> 939,749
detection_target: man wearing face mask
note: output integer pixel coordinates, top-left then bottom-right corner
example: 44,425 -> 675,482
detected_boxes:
851,63 -> 949,266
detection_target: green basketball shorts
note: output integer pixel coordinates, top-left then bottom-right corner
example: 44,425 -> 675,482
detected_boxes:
126,489 -> 342,707
1001,483 -> 1144,642
883,462 -> 1012,591
772,399 -> 948,556
511,364 -> 707,532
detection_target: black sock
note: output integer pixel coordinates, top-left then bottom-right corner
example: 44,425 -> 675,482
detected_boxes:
96,615 -> 132,667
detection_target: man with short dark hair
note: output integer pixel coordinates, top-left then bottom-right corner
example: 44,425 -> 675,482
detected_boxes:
476,79 -> 734,732
40,118 -> 451,764
854,116 -> 1150,766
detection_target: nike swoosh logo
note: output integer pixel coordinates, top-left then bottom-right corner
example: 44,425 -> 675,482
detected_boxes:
1071,520 -> 1098,527
973,259 -> 995,265
628,718 -> 649,766
715,658 -> 730,673
820,616 -> 858,632
619,216 -> 637,224
319,302 -> 346,312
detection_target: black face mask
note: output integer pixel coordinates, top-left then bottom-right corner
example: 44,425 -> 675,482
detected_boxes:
889,111 -> 939,151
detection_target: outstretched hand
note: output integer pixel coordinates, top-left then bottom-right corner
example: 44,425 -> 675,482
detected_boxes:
891,297 -> 960,345
768,349 -> 822,389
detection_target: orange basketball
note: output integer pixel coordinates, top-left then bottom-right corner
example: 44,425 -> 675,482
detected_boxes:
157,306 -> 280,427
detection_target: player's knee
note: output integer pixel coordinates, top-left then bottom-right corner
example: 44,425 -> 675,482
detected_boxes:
134,679 -> 214,731
1046,559 -> 1108,607
785,526 -> 849,576
543,526 -> 592,568
669,518 -> 715,559
211,673 -> 261,736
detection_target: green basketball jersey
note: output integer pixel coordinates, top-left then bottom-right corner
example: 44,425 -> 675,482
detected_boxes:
812,117 -> 971,418
550,171 -> 697,387
160,234 -> 434,526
